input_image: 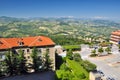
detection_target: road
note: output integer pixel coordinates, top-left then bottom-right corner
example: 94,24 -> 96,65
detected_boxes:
80,44 -> 120,80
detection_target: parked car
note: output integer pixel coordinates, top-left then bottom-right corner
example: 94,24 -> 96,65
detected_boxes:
106,77 -> 115,80
97,70 -> 105,76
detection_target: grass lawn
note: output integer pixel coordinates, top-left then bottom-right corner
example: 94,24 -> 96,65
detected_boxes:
66,59 -> 89,80
56,59 -> 89,80
63,45 -> 81,51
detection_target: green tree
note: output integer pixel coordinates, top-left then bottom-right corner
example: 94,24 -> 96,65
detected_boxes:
98,47 -> 104,55
60,63 -> 69,71
31,47 -> 42,72
73,53 -> 82,62
105,47 -> 111,54
5,50 -> 15,75
18,49 -> 27,74
5,50 -> 21,75
5,49 -> 27,75
81,60 -> 96,72
62,71 -> 73,80
90,49 -> 98,57
66,49 -> 73,60
0,61 -> 7,77
43,49 -> 52,70
91,50 -> 96,54
79,73 -> 86,79
12,53 -> 21,75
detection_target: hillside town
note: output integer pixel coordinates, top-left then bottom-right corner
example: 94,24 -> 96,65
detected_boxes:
0,0 -> 120,80
0,30 -> 120,80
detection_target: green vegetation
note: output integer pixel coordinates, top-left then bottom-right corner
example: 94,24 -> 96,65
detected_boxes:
0,48 -> 52,77
50,35 -> 88,45
31,47 -> 42,72
56,51 -> 96,80
66,49 -> 73,60
0,61 -> 7,77
43,49 -> 53,70
90,50 -> 98,57
63,45 -> 81,51
73,53 -> 82,62
90,53 -> 98,57
18,49 -> 28,74
81,60 -> 97,72
105,47 -> 111,54
98,47 -> 104,54
56,59 -> 89,80
90,43 -> 112,57
91,49 -> 96,54
99,41 -> 112,47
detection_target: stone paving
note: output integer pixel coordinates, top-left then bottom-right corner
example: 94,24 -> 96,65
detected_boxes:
80,44 -> 120,80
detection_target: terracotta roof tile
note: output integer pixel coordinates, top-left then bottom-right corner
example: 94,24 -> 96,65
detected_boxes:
0,36 -> 55,50
111,30 -> 120,36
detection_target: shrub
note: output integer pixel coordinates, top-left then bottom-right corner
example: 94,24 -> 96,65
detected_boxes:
90,53 -> 98,57
63,45 -> 81,51
79,73 -> 86,79
81,60 -> 96,72
73,53 -> 82,62
66,49 -> 73,60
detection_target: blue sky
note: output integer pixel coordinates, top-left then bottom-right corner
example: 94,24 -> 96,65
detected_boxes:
0,0 -> 120,20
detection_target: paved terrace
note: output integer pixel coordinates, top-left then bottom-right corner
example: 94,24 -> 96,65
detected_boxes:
1,71 -> 55,80
80,44 -> 120,80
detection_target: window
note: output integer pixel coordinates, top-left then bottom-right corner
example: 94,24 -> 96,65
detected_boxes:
27,49 -> 29,52
46,48 -> 49,53
22,50 -> 25,53
0,55 -> 5,60
28,56 -> 30,59
39,49 -> 41,53
38,38 -> 42,41
18,42 -> 24,46
2,55 -> 5,60
0,55 -> 2,59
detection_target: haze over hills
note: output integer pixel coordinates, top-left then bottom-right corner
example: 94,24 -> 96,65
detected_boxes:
0,16 -> 119,39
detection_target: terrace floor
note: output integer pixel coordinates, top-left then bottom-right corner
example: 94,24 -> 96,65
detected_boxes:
1,71 -> 55,80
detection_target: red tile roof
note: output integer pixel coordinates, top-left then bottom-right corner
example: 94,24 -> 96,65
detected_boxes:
0,36 -> 55,50
111,30 -> 120,36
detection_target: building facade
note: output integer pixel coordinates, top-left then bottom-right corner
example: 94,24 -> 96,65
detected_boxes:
110,30 -> 120,44
0,36 -> 55,71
